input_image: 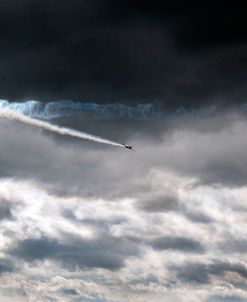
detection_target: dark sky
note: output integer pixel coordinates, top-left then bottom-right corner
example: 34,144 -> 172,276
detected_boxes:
1,1 -> 247,108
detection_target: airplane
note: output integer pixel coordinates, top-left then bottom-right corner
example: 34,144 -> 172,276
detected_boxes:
122,144 -> 135,151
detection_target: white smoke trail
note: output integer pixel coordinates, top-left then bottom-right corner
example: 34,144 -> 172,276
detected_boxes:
0,108 -> 123,147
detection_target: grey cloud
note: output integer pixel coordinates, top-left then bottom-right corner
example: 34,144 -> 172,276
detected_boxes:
0,199 -> 14,221
169,260 -> 247,285
219,237 -> 247,254
0,118 -> 153,199
0,259 -> 14,274
9,237 -> 60,262
147,113 -> 247,188
8,233 -> 139,271
62,209 -> 78,221
62,288 -> 78,296
194,162 -> 247,188
149,236 -> 205,254
128,273 -> 159,286
0,287 -> 27,299
62,208 -> 127,229
1,108 -> 247,202
205,295 -> 247,302
72,297 -> 108,302
183,209 -> 215,224
174,262 -> 210,284
135,192 -> 214,224
41,296 -> 58,302
135,194 -> 180,213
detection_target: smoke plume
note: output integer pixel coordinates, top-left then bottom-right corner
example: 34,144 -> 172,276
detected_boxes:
0,108 -> 123,147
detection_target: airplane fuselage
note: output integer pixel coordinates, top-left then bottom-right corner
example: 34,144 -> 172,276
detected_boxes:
122,144 -> 134,150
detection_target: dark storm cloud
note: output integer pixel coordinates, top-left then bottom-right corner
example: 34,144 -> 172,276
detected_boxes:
169,260 -> 247,285
0,1 -> 247,108
8,232 -> 139,270
149,236 -> 205,253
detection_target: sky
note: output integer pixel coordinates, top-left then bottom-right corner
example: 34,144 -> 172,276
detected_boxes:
1,1 -> 247,302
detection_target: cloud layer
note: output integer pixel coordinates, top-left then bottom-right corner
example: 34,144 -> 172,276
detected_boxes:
0,108 -> 247,301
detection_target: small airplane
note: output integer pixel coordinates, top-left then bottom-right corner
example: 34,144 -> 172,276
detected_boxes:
122,143 -> 135,151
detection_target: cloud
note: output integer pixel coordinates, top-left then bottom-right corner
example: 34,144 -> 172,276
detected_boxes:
1,102 -> 247,301
9,232 -> 139,271
183,209 -> 215,224
135,192 -> 215,224
1,3 -> 247,301
146,113 -> 247,188
74,297 -> 109,302
2,104 -> 247,204
0,259 -> 14,274
0,174 -> 246,301
205,295 -> 247,302
135,193 -> 180,213
61,288 -> 78,296
0,1 -> 247,108
219,237 -> 247,254
169,260 -> 247,285
149,236 -> 205,254
0,199 -> 14,221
